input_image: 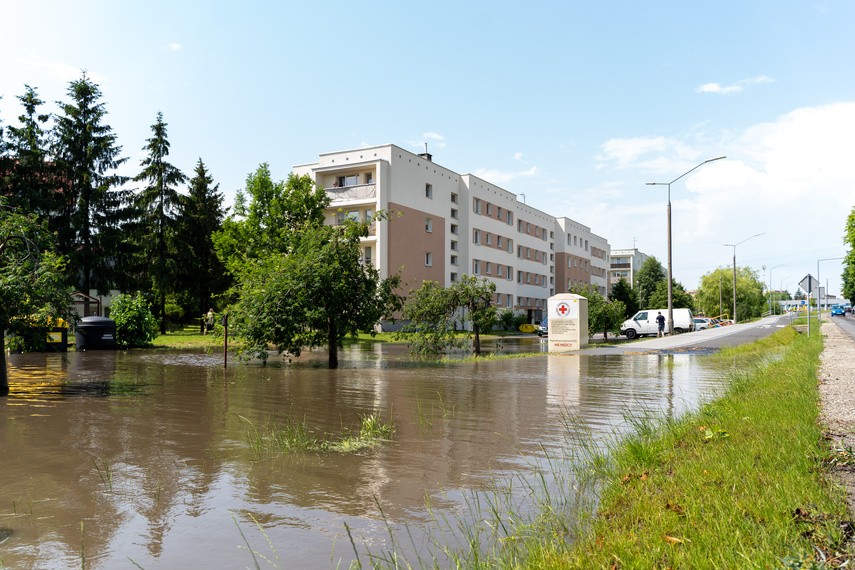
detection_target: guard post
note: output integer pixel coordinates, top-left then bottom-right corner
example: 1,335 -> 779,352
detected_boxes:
547,293 -> 588,352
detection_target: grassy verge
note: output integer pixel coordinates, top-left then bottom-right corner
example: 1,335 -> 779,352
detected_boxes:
151,325 -> 224,349
529,327 -> 853,569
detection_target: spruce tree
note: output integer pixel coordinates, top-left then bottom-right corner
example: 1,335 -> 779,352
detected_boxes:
52,72 -> 131,304
133,112 -> 186,334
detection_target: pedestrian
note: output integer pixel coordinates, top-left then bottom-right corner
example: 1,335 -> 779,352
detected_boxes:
205,308 -> 214,335
656,311 -> 666,337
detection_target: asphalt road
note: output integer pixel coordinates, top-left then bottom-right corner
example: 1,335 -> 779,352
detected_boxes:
580,314 -> 801,355
829,313 -> 855,342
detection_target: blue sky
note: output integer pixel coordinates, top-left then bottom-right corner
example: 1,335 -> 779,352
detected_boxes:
2,0 -> 853,298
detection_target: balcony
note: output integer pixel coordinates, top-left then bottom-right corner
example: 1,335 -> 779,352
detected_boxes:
610,262 -> 631,269
326,183 -> 376,203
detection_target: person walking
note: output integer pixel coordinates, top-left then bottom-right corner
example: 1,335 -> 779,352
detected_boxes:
205,308 -> 215,335
656,311 -> 666,337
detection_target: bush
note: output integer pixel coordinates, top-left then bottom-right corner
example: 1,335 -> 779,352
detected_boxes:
111,294 -> 159,348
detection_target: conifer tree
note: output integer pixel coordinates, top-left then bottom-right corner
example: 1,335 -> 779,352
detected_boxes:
133,112 -> 186,333
52,72 -> 131,301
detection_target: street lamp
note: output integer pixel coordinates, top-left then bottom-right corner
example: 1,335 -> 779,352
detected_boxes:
647,156 -> 726,335
723,233 -> 764,324
768,263 -> 786,314
778,276 -> 791,313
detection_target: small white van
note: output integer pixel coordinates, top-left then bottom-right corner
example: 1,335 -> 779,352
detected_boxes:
620,308 -> 695,339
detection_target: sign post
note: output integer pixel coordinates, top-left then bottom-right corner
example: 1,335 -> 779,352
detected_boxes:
546,294 -> 588,352
799,274 -> 816,338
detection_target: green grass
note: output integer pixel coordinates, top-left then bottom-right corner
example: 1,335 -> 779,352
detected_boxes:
151,324 -> 225,349
531,327 -> 853,569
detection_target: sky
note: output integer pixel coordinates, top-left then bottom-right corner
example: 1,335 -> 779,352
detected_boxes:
2,0 -> 853,298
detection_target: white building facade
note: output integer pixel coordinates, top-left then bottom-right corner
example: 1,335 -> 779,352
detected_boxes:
609,248 -> 649,289
293,144 -> 610,324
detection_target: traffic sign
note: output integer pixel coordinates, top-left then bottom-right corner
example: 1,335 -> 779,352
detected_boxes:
799,274 -> 816,294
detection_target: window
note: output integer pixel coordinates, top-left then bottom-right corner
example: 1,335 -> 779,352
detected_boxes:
550,253 -> 554,261
364,209 -> 373,222
425,252 -> 432,266
365,172 -> 373,183
526,273 -> 531,283
451,224 -> 458,234
474,260 -> 481,275
585,240 -> 589,251
535,227 -> 540,238
451,208 -> 458,219
567,235 -> 572,246
526,248 -> 531,259
535,251 -> 540,261
574,236 -> 578,246
486,262 -> 492,274
506,239 -> 512,253
549,243 -> 554,250
526,223 -> 531,233
336,174 -> 359,187
507,266 -> 513,279
451,193 -> 458,204
474,229 -> 481,245
451,255 -> 458,266
497,295 -> 502,306
517,246 -> 523,258
486,203 -> 492,215
364,246 -> 372,264
507,211 -> 513,225
451,272 -> 458,283
518,271 -> 523,284
473,198 -> 481,214
451,240 -> 458,251
518,220 -> 523,232
550,231 -> 554,239
425,183 -> 433,199
497,206 -> 502,218
507,294 -> 513,306
496,236 -> 502,248
425,218 -> 432,232
486,233 -> 492,245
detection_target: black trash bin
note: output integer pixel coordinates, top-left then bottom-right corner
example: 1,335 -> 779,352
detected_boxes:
75,316 -> 117,351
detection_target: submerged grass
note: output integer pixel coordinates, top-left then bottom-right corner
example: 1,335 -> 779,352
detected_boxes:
348,327 -> 853,569
240,411 -> 395,458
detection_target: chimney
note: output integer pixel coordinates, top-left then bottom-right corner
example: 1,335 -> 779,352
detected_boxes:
418,142 -> 432,162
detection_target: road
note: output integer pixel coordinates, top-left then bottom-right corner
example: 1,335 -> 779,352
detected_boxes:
829,313 -> 855,342
580,313 -> 800,355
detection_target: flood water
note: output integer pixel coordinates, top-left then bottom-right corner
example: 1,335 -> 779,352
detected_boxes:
0,339 -> 732,569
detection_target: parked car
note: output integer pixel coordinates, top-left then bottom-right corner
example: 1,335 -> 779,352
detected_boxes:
620,308 -> 695,339
831,305 -> 845,317
537,319 -> 548,336
694,317 -> 711,330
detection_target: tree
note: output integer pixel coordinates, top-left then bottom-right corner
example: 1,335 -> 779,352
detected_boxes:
570,283 -> 625,340
0,200 -> 75,395
132,112 -> 187,334
843,205 -> 855,305
51,72 -> 131,299
648,279 -> 694,310
634,256 -> 666,309
177,158 -> 229,325
695,266 -> 766,321
111,293 -> 159,348
399,275 -> 497,355
608,277 -> 638,319
229,218 -> 402,368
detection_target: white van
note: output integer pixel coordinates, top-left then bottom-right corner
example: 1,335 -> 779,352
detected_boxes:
620,308 -> 695,339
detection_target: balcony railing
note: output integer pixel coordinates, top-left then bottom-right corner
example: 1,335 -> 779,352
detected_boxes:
610,262 -> 631,269
326,183 -> 376,203
333,221 -> 376,236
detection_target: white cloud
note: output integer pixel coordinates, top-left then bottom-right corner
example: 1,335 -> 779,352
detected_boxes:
696,75 -> 775,95
472,166 -> 537,185
166,43 -> 182,51
514,152 -> 523,161
596,136 -> 699,172
409,132 -> 446,150
17,57 -> 104,84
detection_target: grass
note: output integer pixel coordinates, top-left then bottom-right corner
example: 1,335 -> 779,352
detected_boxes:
150,324 -> 224,349
240,411 -> 395,458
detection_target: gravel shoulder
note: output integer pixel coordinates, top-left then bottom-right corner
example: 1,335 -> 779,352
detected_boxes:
818,320 -> 855,518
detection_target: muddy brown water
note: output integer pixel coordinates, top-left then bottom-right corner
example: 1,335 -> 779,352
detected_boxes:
0,339 -> 731,568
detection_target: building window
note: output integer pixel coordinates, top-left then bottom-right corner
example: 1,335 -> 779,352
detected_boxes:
585,240 -> 589,251
425,218 -> 432,232
507,266 -> 513,279
486,233 -> 492,245
365,172 -> 373,183
451,255 -> 458,266
517,246 -> 523,258
526,223 -> 531,233
506,239 -> 512,253
507,294 -> 513,306
518,271 -> 523,284
526,248 -> 531,259
497,295 -> 502,306
486,262 -> 492,274
451,240 -> 458,251
426,183 -> 433,199
550,231 -> 554,239
474,260 -> 481,275
535,227 -> 540,238
473,198 -> 481,214
486,203 -> 492,215
336,174 -> 359,187
451,272 -> 458,282
474,229 -> 481,245
497,206 -> 502,218
451,192 -> 458,204
518,220 -> 523,232
550,253 -> 554,261
496,236 -> 502,248
364,209 -> 373,222
451,208 -> 458,219
507,211 -> 513,225
549,242 -> 554,250
526,273 -> 531,283
364,246 -> 372,264
425,252 -> 432,266
451,224 -> 458,234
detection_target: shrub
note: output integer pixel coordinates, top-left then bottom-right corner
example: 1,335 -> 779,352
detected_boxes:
111,294 -> 158,348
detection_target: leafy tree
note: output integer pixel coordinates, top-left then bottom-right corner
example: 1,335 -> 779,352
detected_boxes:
51,72 -> 131,298
132,112 -> 187,334
399,275 -> 497,355
0,200 -> 75,395
844,205 -> 855,305
497,308 -> 526,331
177,158 -> 229,325
634,256 -> 666,309
648,279 -> 694,310
110,293 -> 159,348
695,266 -> 766,321
570,283 -> 625,340
608,277 -> 638,318
214,165 -> 329,269
229,218 -> 402,368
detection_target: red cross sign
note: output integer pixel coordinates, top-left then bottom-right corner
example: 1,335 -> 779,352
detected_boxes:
556,302 -> 570,316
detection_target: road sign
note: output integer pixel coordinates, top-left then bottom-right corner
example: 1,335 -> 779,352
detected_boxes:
799,274 -> 817,294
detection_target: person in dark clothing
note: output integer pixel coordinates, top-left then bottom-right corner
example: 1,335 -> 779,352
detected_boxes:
656,311 -> 666,337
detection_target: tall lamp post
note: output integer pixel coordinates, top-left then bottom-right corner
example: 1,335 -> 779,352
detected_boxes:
647,156 -> 726,335
723,233 -> 764,324
768,263 -> 786,315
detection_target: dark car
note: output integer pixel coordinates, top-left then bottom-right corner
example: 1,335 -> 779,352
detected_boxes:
537,319 -> 548,337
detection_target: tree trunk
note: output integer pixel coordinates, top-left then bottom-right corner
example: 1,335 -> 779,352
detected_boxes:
473,324 -> 481,355
328,317 -> 339,369
160,290 -> 166,335
0,329 -> 9,396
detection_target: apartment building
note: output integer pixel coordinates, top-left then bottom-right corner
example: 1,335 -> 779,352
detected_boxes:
609,248 -> 649,289
293,144 -> 610,324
